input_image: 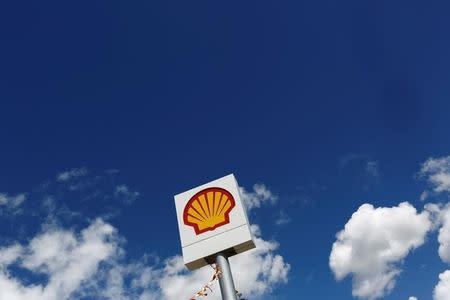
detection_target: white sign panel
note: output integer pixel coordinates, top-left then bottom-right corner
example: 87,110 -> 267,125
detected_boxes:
174,174 -> 255,270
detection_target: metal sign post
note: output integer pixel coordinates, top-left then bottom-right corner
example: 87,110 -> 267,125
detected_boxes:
216,253 -> 237,300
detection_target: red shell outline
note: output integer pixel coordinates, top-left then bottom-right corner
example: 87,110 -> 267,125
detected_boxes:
183,187 -> 236,235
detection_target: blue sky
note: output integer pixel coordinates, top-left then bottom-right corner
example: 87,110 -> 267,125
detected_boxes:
1,1 -> 450,299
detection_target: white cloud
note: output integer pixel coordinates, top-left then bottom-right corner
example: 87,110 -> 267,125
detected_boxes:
0,219 -> 119,300
419,156 -> 450,200
275,209 -> 291,226
0,209 -> 288,300
420,191 -> 429,201
0,193 -> 26,208
0,181 -> 288,300
421,203 -> 450,264
0,193 -> 27,214
91,259 -> 160,300
409,297 -> 418,300
436,204 -> 450,263
329,202 -> 432,300
45,223 -> 289,300
240,184 -> 278,210
115,185 -> 140,204
0,244 -> 23,267
429,204 -> 450,299
57,167 -> 88,182
434,270 -> 450,300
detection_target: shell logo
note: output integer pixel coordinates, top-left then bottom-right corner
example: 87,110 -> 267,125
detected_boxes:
183,187 -> 235,235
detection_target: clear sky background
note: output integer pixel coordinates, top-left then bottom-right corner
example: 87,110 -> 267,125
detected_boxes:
1,1 -> 450,300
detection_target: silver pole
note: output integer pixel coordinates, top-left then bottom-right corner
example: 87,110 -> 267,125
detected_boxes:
215,253 -> 237,300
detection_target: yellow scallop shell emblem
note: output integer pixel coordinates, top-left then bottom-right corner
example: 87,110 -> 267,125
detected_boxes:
183,187 -> 236,235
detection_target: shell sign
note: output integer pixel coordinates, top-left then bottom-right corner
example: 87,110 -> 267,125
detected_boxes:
174,174 -> 255,270
183,187 -> 235,235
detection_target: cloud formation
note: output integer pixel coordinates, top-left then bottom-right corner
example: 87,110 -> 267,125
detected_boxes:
0,178 -> 289,300
240,184 -> 278,210
419,156 -> 450,200
435,204 -> 450,263
57,167 -> 88,182
329,202 -> 432,300
434,270 -> 450,300
115,185 -> 140,204
0,193 -> 26,212
275,209 -> 291,226
429,203 -> 450,300
0,220 -> 289,300
0,219 -> 119,300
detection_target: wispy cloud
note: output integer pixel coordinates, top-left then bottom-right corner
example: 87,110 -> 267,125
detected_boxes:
339,154 -> 381,191
0,193 -> 27,215
240,184 -> 278,211
293,181 -> 326,207
340,154 -> 380,177
275,209 -> 291,226
0,168 -> 140,228
0,193 -> 26,208
366,160 -> 380,178
57,167 -> 88,182
419,156 -> 450,200
114,185 -> 140,204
